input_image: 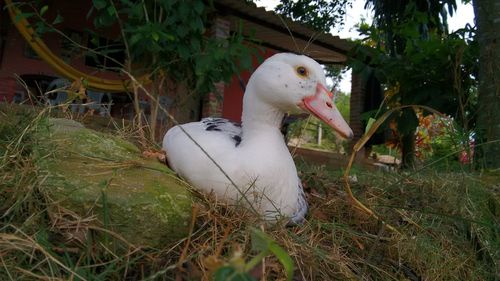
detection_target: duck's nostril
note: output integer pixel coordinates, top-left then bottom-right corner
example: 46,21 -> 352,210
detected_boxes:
326,101 -> 333,109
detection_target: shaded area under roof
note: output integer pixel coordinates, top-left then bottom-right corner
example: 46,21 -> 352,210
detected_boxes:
214,0 -> 354,65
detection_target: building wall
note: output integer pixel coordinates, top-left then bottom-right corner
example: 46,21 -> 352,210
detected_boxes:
222,48 -> 277,122
201,15 -> 277,121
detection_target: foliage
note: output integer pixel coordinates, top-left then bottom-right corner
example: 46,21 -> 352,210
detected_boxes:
213,228 -> 294,281
413,112 -> 476,170
353,30 -> 477,128
324,64 -> 344,90
365,0 -> 458,55
88,0 -> 255,96
349,1 -> 478,167
275,0 -> 352,32
271,0 -> 350,89
334,90 -> 350,120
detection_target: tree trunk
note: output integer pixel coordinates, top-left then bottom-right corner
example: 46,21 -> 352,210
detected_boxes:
473,0 -> 500,169
401,130 -> 416,169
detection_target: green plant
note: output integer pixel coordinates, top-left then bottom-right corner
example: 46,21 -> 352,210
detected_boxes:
213,228 -> 294,281
347,1 -> 478,168
90,0 -> 255,141
350,19 -> 478,167
89,0 -> 254,93
275,0 -> 351,32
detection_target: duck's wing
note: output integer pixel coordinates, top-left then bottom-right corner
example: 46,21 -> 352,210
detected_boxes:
162,118 -> 243,193
201,117 -> 242,147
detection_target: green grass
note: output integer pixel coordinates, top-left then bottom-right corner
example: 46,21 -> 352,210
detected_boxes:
1,103 -> 498,280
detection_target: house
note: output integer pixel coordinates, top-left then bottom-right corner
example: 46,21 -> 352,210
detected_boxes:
0,0 -> 369,147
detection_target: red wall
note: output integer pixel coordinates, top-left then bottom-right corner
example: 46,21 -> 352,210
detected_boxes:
222,48 -> 276,122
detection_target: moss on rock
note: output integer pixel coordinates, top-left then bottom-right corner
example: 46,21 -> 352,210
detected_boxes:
37,118 -> 192,247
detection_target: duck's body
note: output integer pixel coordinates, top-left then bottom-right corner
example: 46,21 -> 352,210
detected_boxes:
165,117 -> 306,222
163,53 -> 352,223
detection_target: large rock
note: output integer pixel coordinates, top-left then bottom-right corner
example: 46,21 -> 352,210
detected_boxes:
37,118 -> 192,248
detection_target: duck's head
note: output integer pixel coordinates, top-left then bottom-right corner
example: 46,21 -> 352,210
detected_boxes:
248,53 -> 353,139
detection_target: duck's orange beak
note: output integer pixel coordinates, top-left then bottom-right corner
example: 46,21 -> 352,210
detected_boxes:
299,83 -> 353,139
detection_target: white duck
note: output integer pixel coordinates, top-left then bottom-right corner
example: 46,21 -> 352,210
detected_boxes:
163,53 -> 353,223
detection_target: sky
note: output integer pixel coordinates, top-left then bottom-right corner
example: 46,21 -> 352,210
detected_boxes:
255,0 -> 475,93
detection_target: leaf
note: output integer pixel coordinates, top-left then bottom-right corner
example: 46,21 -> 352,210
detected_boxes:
193,0 -> 204,14
193,18 -> 204,32
239,54 -> 252,70
165,33 -> 175,41
178,46 -> 190,60
92,0 -> 107,10
90,36 -> 99,46
268,243 -> 294,279
250,228 -> 294,281
52,14 -> 63,25
150,32 -> 159,42
176,25 -> 188,38
190,37 -> 201,51
213,266 -> 256,281
40,5 -> 49,16
129,33 -> 142,46
365,117 -> 376,134
14,12 -> 35,23
106,5 -> 116,17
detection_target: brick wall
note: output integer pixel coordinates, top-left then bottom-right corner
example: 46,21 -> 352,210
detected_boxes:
0,77 -> 15,102
202,82 -> 225,118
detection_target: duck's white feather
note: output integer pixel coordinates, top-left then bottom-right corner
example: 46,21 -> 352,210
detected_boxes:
164,117 -> 306,222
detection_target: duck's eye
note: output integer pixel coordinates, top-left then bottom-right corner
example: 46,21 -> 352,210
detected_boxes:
296,66 -> 308,78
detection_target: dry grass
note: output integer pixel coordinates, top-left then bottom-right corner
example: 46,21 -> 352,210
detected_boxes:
1,103 -> 498,280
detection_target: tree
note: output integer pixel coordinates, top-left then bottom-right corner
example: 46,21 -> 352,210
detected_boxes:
273,0 -> 352,89
358,0 -> 462,168
275,0 -> 351,32
473,0 -> 500,169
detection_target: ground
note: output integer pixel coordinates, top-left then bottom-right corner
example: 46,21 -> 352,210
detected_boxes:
0,104 -> 498,280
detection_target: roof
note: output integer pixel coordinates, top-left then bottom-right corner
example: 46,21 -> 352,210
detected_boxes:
213,0 -> 354,65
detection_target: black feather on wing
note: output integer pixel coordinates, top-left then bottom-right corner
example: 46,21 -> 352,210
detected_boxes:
201,118 -> 243,147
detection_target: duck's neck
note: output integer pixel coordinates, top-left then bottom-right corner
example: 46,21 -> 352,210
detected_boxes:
240,86 -> 285,146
